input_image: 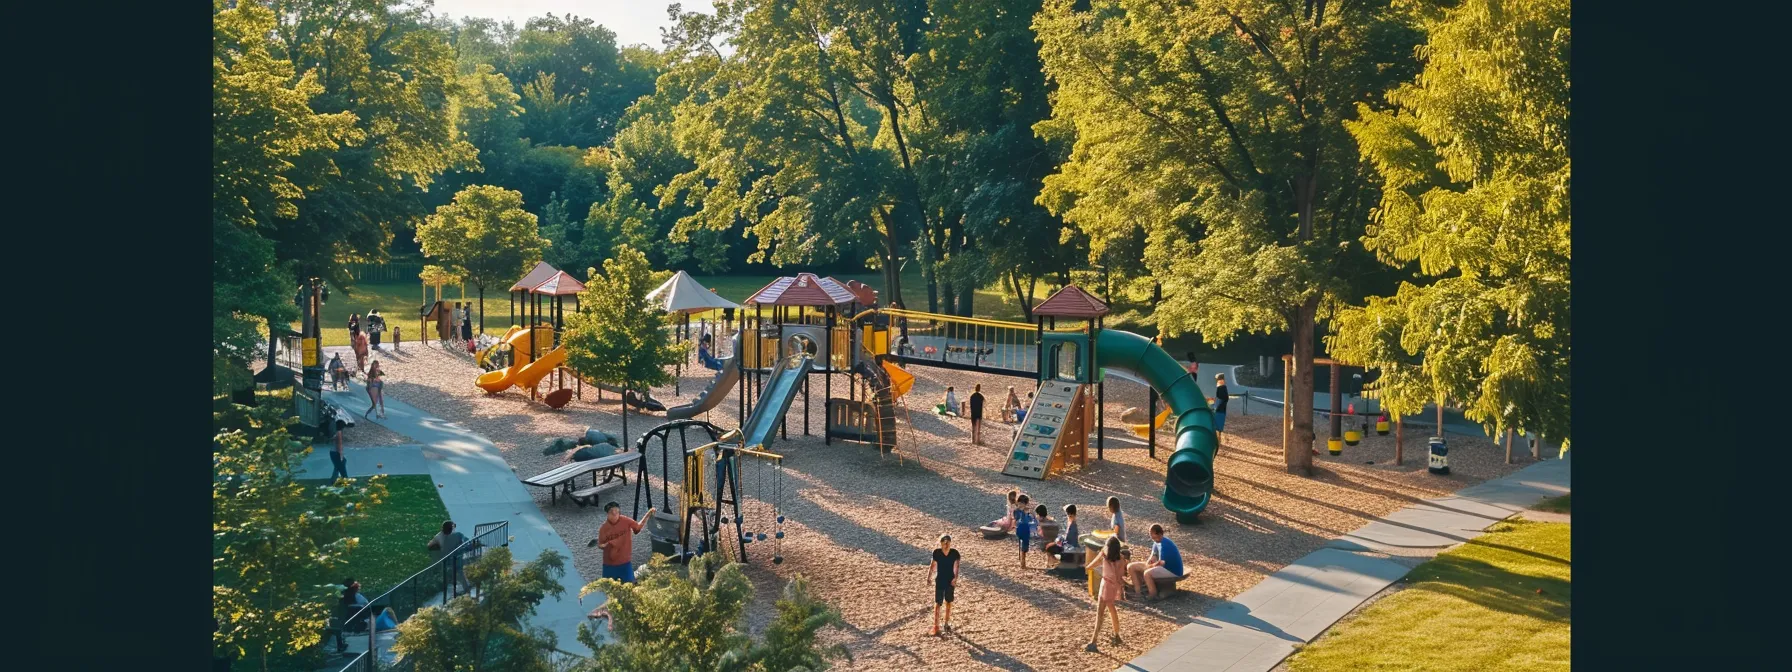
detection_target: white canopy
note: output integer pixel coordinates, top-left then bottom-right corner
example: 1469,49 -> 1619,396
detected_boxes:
646,270 -> 739,314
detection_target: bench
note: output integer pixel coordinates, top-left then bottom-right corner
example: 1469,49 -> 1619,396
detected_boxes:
521,454 -> 631,505
568,452 -> 636,506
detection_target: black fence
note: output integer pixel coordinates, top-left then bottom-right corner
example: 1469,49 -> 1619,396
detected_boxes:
332,521 -> 510,671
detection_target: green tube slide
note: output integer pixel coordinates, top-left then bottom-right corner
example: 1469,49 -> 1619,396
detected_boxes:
1094,329 -> 1219,523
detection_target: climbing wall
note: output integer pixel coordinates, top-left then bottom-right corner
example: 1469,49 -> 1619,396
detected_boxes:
1003,381 -> 1085,479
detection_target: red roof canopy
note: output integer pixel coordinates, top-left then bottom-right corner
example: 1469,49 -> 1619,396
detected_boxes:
531,271 -> 586,296
509,261 -> 559,292
747,273 -> 857,306
840,279 -> 878,305
1033,284 -> 1109,318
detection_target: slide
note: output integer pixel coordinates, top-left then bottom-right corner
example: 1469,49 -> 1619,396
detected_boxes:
510,347 -> 566,391
1129,408 -> 1174,438
667,332 -> 743,419
474,326 -> 556,392
736,352 -> 813,452
1093,329 -> 1220,523
881,360 -> 914,399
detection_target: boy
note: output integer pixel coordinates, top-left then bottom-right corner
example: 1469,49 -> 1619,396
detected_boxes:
597,502 -> 657,584
1014,494 -> 1037,569
1045,504 -> 1079,560
927,534 -> 961,636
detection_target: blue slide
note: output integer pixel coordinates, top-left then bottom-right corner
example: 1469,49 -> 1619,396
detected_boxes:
736,352 -> 813,452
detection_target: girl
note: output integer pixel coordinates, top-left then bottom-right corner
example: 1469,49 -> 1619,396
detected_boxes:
1085,536 -> 1127,651
1107,496 -> 1126,543
941,386 -> 960,416
348,313 -> 361,340
353,330 -> 370,373
1002,385 -> 1022,423
363,360 -> 386,419
988,489 -> 1019,533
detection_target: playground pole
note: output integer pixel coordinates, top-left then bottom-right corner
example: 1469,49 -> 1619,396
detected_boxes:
1329,365 -> 1342,443
1395,417 -> 1404,465
1148,387 -> 1158,459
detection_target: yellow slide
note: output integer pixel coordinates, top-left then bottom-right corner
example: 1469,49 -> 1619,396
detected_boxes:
1130,408 -> 1173,438
881,360 -> 914,399
474,326 -> 557,393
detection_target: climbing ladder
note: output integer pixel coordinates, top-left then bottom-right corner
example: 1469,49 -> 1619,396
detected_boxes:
1003,380 -> 1090,479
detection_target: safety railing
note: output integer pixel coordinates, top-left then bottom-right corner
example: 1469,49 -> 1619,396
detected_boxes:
331,521 -> 509,671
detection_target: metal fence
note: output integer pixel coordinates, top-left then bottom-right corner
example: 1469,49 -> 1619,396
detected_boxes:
347,262 -> 428,283
333,521 -> 510,671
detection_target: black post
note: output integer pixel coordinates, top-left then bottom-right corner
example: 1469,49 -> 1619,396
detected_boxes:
1148,386 -> 1158,459
1093,317 -> 1103,460
825,307 -> 833,445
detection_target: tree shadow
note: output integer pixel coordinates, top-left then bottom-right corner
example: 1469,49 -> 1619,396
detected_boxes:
1407,554 -> 1571,623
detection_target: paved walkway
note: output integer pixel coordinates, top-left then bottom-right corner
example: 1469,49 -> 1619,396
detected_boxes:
1119,455 -> 1571,672
323,381 -> 606,656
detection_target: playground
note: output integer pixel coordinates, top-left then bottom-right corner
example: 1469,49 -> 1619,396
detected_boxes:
325,268 -> 1557,671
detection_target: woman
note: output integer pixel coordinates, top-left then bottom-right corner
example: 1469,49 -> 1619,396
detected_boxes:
1084,536 -> 1127,651
352,330 -> 370,373
1002,385 -> 1022,423
340,580 -> 399,631
460,304 -> 473,341
363,360 -> 386,419
348,313 -> 361,340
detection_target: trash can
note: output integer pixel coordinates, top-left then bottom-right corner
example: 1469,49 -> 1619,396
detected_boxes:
1427,437 -> 1449,475
1376,413 -> 1390,436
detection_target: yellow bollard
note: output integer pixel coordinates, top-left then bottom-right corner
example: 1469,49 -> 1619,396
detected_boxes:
1328,437 -> 1343,455
1344,429 -> 1362,446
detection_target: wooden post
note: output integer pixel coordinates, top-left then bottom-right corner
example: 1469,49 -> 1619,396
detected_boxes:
1282,355 -> 1292,458
1505,428 -> 1514,464
1436,402 -> 1445,438
1395,417 -> 1404,466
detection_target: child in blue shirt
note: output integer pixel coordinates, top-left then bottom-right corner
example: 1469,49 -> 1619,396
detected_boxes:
1014,494 -> 1037,569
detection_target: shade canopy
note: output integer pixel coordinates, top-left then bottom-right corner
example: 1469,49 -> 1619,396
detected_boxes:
647,270 -> 740,314
531,271 -> 586,296
747,273 -> 857,307
840,279 -> 878,306
509,261 -> 560,292
1033,284 -> 1110,318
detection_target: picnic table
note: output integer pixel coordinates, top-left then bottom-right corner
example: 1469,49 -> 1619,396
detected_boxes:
520,452 -> 633,505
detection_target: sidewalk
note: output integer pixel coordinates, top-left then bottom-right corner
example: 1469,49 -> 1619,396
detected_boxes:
1119,455 -> 1571,672
324,381 -> 606,657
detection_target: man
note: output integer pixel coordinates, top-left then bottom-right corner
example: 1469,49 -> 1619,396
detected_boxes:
427,520 -> 470,588
461,304 -> 474,341
1126,524 -> 1185,601
367,310 -> 385,351
968,384 -> 986,445
597,502 -> 656,583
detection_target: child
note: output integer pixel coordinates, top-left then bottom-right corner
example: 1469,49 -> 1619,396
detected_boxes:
927,534 -> 961,636
1085,536 -> 1127,651
1046,504 -> 1080,559
1033,504 -> 1056,553
939,386 -> 960,416
1105,496 -> 1127,544
987,489 -> 1019,532
1014,494 -> 1036,569
1002,385 -> 1022,423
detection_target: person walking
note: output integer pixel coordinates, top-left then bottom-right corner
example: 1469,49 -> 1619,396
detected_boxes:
328,417 -> 349,481
969,384 -> 987,445
1085,536 -> 1127,651
461,304 -> 474,341
352,330 -> 369,373
927,534 -> 961,636
1212,373 -> 1230,447
348,313 -> 361,341
427,521 -> 471,588
363,360 -> 386,419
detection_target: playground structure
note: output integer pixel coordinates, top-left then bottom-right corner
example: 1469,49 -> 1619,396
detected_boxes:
473,262 -> 667,411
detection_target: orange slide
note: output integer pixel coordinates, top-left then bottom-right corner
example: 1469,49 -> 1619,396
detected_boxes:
475,325 -> 559,393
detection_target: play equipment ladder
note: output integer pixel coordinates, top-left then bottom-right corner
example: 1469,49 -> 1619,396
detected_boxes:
1003,381 -> 1088,479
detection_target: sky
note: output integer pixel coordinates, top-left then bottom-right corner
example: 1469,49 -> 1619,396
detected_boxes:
426,1 -> 702,48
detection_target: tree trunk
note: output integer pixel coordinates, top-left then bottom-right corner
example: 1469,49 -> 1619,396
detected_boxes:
477,288 -> 486,335
875,208 -> 905,309
1286,297 -> 1320,475
924,263 -> 940,314
957,280 -> 975,318
941,277 -> 957,316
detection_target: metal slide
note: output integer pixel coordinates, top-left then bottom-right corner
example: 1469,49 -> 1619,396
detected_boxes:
735,352 -> 813,452
666,332 -> 743,420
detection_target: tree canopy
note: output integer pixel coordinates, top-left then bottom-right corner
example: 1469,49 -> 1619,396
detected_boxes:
562,244 -> 683,444
416,185 -> 548,330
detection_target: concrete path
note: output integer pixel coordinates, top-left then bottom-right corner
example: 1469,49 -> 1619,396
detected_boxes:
296,445 -> 430,479
323,381 -> 606,656
1119,455 -> 1571,672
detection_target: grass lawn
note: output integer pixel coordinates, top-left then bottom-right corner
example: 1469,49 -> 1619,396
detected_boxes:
1533,493 -> 1571,513
1287,520 -> 1571,671
221,474 -> 450,672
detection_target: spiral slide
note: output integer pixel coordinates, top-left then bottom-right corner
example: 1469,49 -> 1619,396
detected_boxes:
1093,329 -> 1220,522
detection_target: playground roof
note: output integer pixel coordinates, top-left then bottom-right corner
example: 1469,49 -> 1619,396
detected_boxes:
648,270 -> 739,313
509,261 -> 560,292
531,271 -> 586,296
747,273 -> 856,307
1033,284 -> 1109,318
840,279 -> 878,305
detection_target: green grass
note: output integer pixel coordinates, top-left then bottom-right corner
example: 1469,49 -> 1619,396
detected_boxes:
1533,493 -> 1571,514
1287,520 -> 1571,672
221,475 -> 451,672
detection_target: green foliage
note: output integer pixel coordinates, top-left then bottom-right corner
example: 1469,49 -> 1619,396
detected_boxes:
416,185 -> 548,326
563,245 -> 682,443
578,553 -> 848,672
391,547 -> 568,672
1329,0 -> 1571,441
213,404 -> 388,669
1034,0 -> 1421,469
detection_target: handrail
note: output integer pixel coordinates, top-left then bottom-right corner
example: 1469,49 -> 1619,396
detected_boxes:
338,520 -> 510,631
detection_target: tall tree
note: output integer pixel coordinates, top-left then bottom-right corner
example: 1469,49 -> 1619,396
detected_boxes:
562,245 -> 683,447
212,0 -> 360,391
391,547 -> 567,671
1035,0 -> 1420,474
213,404 -> 388,671
1329,0 -> 1571,442
416,185 -> 548,332
579,553 -> 849,672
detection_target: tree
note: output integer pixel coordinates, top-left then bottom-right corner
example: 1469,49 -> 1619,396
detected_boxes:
1035,0 -> 1421,474
391,547 -> 568,671
578,553 -> 848,672
213,404 -> 388,671
211,0 -> 359,392
1329,0 -> 1571,442
562,245 -> 682,448
417,185 -> 549,333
